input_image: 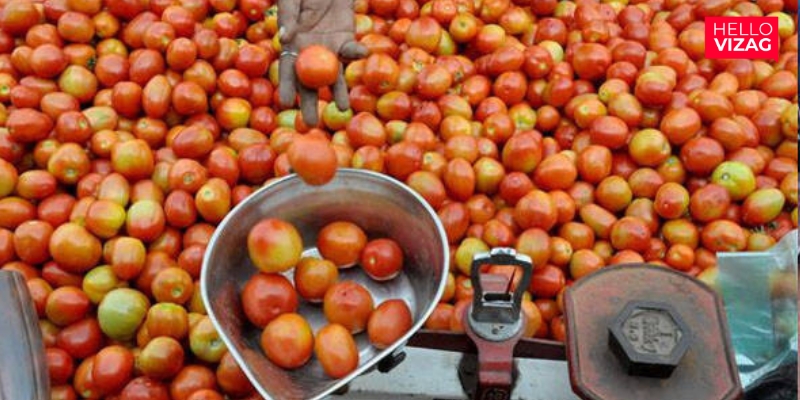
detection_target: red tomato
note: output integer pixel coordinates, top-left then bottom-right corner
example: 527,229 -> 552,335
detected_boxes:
241,272 -> 299,328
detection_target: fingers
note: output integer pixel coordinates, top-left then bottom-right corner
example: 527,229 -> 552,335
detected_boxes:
339,41 -> 369,61
333,62 -> 350,112
278,54 -> 298,109
298,84 -> 319,127
277,0 -> 301,43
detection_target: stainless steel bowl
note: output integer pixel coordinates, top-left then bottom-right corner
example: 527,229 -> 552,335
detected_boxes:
201,169 -> 450,400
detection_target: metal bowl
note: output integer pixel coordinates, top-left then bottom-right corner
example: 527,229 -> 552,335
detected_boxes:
201,169 -> 450,400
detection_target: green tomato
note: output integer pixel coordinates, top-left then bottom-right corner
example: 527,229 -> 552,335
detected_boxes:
98,288 -> 150,341
711,161 -> 756,201
455,237 -> 490,276
189,316 -> 227,363
83,265 -> 124,304
277,109 -> 298,128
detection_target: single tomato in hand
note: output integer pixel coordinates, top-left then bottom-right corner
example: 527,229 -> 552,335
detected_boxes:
295,45 -> 340,89
360,238 -> 404,281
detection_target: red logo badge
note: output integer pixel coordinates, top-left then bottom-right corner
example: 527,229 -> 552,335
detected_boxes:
705,17 -> 780,61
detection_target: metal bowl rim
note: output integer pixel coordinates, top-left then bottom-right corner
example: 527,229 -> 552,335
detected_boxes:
200,168 -> 451,400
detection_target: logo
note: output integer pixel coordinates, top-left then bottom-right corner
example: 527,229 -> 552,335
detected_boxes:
705,17 -> 780,61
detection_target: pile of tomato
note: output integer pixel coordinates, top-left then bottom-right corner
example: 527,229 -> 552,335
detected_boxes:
0,0 -> 796,397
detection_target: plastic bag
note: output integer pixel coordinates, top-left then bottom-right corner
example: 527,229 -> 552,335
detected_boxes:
717,229 -> 798,398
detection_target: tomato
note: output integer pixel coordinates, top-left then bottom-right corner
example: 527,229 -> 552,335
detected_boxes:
170,365 -> 217,400
247,218 -> 303,274
13,220 -> 53,265
145,302 -> 190,340
609,216 -> 652,252
425,303 -> 454,330
138,336 -> 185,380
126,200 -> 166,242
73,356 -> 102,400
189,316 -> 227,363
323,280 -> 375,334
510,228 -> 550,268
286,257 -> 339,304
742,188 -> 786,227
701,220 -> 747,252
240,272 -> 298,328
452,237 -> 487,276
317,221 -> 368,268
111,139 -> 155,182
654,182 -> 690,220
120,377 -> 170,400
558,222 -> 594,251
569,249 -> 605,280
501,131 -> 543,174
56,318 -> 103,360
529,264 -> 565,298
367,299 -> 413,349
98,288 -> 150,341
216,351 -> 254,397
47,347 -> 75,386
711,161 -> 757,201
534,153 -> 577,191
515,190 -> 557,231
7,108 -> 54,144
287,136 -> 338,186
92,345 -> 135,395
151,267 -> 194,304
315,323 -> 360,379
260,313 -> 314,369
595,176 -> 632,213
46,286 -> 90,327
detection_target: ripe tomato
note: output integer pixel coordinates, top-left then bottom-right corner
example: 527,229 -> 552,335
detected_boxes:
241,272 -> 298,328
45,286 -> 90,327
295,45 -> 339,89
56,318 -> 103,360
92,345 -> 135,395
145,302 -> 190,340
529,264 -> 565,298
292,257 -> 338,303
46,347 -> 74,386
247,218 -> 304,273
287,136 -> 338,186
323,280 -> 375,334
48,222 -> 103,274
138,336 -> 185,380
701,220 -> 747,252
425,303 -> 454,330
367,299 -> 413,349
260,313 -> 314,369
216,351 -> 255,397
317,221 -> 368,268
119,377 -> 171,400
169,365 -> 217,400
315,323 -> 360,379
514,190 -> 557,231
151,267 -> 194,304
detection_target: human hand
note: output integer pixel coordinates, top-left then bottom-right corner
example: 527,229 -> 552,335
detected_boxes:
277,0 -> 368,127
